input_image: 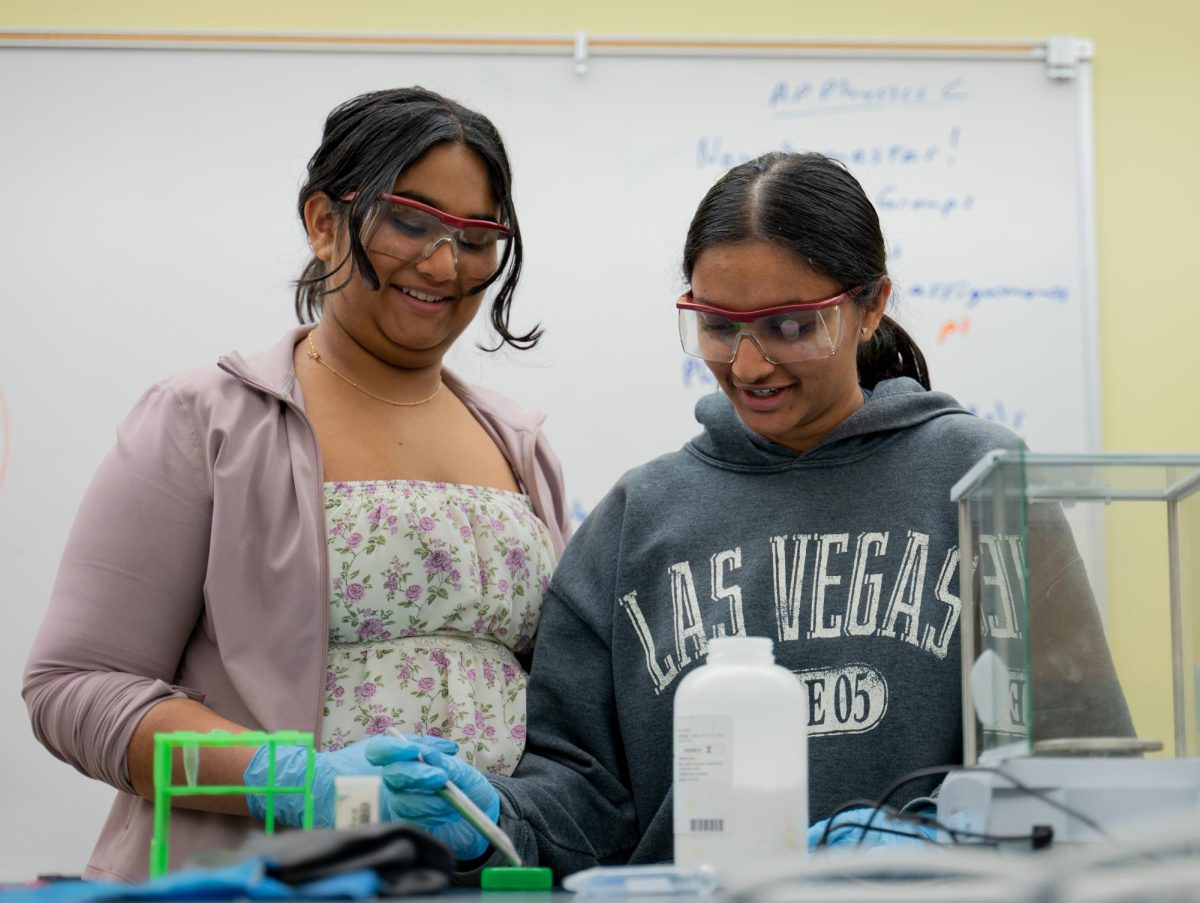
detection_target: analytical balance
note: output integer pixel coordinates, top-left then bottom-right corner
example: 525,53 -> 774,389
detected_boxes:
937,452 -> 1200,844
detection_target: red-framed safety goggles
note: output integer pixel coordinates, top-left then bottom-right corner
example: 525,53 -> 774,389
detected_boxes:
676,288 -> 860,364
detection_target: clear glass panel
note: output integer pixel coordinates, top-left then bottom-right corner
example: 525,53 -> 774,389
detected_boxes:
955,453 -> 1200,763
1178,489 -> 1200,756
962,455 -> 1033,760
1014,457 -> 1200,502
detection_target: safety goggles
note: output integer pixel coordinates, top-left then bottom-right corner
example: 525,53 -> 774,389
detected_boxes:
353,193 -> 511,283
676,289 -> 858,364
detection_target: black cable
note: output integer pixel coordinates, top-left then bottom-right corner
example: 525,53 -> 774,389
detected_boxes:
817,795 -> 966,848
855,765 -> 958,848
815,794 -> 1018,848
859,763 -> 1109,844
971,764 -> 1109,840
822,815 -> 1041,848
816,762 -> 1110,850
812,820 -> 943,846
817,797 -> 901,848
904,807 -> 1051,847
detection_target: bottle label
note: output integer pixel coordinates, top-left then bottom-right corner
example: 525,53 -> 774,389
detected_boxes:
674,715 -> 733,834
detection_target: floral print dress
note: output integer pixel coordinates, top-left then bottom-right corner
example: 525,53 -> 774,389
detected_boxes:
320,479 -> 557,776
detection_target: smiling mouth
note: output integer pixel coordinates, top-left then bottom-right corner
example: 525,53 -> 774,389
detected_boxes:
397,286 -> 452,303
745,387 -> 787,397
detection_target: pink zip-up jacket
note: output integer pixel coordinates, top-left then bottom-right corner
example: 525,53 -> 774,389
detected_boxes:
22,326 -> 571,882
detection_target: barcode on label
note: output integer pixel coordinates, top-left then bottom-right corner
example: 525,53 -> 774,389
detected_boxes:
690,818 -> 725,833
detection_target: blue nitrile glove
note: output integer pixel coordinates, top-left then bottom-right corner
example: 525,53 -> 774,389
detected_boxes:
366,733 -> 501,861
243,734 -> 457,828
807,805 -> 939,851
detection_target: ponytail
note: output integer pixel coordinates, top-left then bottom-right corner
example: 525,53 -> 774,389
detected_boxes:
857,315 -> 930,391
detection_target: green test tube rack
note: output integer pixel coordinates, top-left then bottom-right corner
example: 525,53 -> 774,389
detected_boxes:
150,730 -> 316,878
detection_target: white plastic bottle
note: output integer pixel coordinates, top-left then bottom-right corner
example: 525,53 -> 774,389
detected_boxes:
673,636 -> 807,881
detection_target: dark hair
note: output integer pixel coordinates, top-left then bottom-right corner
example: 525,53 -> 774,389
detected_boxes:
681,152 -> 928,390
294,86 -> 538,350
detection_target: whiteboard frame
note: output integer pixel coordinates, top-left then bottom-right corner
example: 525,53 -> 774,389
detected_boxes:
1,28 -> 1076,60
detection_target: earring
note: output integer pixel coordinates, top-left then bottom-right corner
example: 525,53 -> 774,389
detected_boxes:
860,326 -> 869,335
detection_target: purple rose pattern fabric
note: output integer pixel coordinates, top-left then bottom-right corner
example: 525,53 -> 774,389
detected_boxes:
320,479 -> 555,775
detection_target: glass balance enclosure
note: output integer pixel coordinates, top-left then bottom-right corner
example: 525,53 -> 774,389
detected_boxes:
952,451 -> 1200,764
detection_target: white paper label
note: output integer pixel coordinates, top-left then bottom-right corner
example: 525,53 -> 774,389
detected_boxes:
674,715 -> 733,833
334,774 -> 381,828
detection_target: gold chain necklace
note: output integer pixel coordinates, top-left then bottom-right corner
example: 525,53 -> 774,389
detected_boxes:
306,331 -> 443,407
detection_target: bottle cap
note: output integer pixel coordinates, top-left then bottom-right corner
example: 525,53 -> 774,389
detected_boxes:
707,635 -> 773,660
481,866 -> 554,891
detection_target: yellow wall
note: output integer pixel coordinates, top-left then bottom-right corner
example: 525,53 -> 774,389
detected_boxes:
4,0 -> 1198,744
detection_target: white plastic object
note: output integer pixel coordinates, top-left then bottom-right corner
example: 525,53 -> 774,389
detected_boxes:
970,647 -> 1011,727
673,636 -> 807,882
183,743 -> 199,787
334,774 -> 381,828
562,863 -> 717,896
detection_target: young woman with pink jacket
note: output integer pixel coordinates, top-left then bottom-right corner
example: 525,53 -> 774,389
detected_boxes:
23,86 -> 571,882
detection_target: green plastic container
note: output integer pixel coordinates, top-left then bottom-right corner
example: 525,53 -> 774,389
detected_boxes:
150,730 -> 315,877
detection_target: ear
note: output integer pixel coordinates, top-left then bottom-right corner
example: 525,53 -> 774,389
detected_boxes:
859,277 -> 892,340
302,193 -> 341,264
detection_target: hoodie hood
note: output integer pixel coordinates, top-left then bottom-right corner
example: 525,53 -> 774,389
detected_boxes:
687,377 -> 973,471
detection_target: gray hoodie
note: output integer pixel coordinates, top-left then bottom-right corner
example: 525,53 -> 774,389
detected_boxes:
491,377 -> 1129,874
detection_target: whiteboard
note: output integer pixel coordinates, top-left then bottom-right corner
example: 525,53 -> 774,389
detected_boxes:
0,37 -> 1097,878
